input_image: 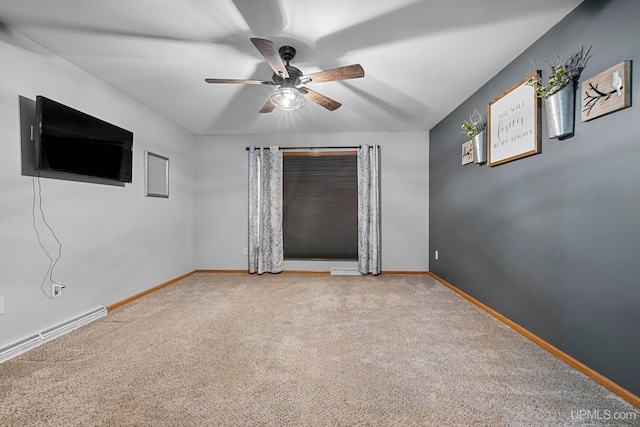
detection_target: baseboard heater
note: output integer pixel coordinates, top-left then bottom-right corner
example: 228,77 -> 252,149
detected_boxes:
0,306 -> 107,364
330,268 -> 361,276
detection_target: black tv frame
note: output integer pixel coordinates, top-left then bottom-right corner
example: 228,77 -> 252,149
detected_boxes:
34,96 -> 133,184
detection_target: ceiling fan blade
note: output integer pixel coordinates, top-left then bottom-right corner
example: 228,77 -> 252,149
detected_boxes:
205,78 -> 275,85
301,64 -> 364,84
300,87 -> 342,111
259,99 -> 276,114
250,38 -> 289,79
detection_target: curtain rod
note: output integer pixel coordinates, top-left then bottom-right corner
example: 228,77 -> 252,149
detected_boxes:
245,145 -> 366,151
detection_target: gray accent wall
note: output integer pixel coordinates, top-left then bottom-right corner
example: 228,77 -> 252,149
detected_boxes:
429,0 -> 640,396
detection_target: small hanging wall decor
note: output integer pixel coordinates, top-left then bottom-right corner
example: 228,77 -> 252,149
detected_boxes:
581,60 -> 631,121
462,140 -> 473,165
460,109 -> 487,165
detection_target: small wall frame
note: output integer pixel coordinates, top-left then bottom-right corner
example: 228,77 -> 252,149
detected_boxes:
145,151 -> 169,198
581,60 -> 631,121
462,140 -> 473,165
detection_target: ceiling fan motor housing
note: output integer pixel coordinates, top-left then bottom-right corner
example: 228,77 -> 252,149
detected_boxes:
273,46 -> 302,87
275,66 -> 302,87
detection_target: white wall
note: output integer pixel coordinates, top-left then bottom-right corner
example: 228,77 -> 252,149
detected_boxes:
194,131 -> 429,272
0,38 -> 196,347
0,36 -> 429,350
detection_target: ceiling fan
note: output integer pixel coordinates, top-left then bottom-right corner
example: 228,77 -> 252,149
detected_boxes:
205,38 -> 364,113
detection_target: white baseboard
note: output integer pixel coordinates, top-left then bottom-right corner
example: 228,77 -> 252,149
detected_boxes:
0,306 -> 107,363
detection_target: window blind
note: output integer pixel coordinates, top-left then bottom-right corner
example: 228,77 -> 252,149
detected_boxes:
283,151 -> 358,260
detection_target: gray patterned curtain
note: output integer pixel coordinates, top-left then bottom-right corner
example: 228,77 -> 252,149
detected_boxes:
248,146 -> 284,274
357,144 -> 381,275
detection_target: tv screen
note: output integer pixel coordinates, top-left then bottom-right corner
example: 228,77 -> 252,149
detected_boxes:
35,96 -> 133,183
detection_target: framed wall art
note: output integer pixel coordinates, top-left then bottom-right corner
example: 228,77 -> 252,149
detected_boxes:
487,72 -> 541,167
145,151 -> 169,198
581,60 -> 631,121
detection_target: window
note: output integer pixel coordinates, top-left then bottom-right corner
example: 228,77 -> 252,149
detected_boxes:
283,151 -> 358,260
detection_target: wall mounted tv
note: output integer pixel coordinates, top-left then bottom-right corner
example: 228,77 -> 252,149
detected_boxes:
35,95 -> 133,183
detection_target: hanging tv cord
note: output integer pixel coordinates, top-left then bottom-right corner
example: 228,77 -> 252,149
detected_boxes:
32,174 -> 65,299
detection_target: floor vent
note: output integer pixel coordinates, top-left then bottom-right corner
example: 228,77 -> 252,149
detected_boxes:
330,268 -> 361,276
0,306 -> 107,364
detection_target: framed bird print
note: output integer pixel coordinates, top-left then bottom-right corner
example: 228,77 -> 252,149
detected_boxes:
487,72 -> 541,167
581,60 -> 631,121
462,140 -> 473,165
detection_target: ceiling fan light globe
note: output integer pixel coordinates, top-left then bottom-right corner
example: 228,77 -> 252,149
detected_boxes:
270,87 -> 305,110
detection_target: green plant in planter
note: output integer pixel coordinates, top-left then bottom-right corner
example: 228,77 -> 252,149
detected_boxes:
526,45 -> 592,98
460,109 -> 486,138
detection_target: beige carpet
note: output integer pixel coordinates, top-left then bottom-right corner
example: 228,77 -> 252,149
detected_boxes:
1,273 -> 638,426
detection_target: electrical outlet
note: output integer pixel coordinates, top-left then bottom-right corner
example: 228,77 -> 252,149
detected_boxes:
242,247 -> 248,255
51,284 -> 65,298
434,250 -> 439,260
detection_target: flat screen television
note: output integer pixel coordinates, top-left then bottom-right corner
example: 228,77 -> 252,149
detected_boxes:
35,95 -> 133,183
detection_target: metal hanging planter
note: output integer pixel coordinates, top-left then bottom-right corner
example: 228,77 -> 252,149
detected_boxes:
545,83 -> 575,140
472,130 -> 487,164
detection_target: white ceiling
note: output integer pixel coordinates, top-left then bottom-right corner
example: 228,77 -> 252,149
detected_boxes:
0,0 -> 583,136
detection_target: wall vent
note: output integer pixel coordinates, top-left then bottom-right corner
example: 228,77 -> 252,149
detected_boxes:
0,306 -> 107,364
330,268 -> 361,276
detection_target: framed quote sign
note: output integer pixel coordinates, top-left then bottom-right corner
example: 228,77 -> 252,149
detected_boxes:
487,72 -> 541,167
